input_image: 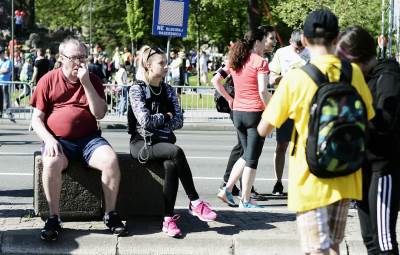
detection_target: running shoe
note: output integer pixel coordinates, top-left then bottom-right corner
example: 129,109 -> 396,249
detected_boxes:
217,186 -> 237,207
40,215 -> 62,241
189,201 -> 217,222
162,214 -> 182,238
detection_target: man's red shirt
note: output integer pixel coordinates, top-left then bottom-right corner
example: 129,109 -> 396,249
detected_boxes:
30,68 -> 106,140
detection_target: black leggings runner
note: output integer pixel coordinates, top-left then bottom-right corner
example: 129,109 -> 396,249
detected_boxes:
357,169 -> 400,255
130,140 -> 199,216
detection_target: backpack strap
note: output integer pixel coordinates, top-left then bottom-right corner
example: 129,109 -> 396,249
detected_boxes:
293,63 -> 327,155
301,60 -> 353,86
301,63 -> 328,86
339,60 -> 352,83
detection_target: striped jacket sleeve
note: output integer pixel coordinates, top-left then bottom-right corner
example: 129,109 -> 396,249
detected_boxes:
129,81 -> 165,129
165,84 -> 183,130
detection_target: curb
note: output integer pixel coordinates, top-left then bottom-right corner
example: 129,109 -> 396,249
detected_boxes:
0,119 -> 236,132
0,209 -> 368,255
0,232 -> 366,255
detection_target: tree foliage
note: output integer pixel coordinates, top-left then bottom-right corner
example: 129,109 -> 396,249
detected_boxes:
275,0 -> 382,35
33,0 -> 386,53
126,0 -> 146,45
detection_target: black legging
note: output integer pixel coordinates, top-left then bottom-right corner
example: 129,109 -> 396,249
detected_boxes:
223,111 -> 244,183
357,169 -> 400,255
0,85 -> 10,115
130,140 -> 199,216
232,110 -> 265,169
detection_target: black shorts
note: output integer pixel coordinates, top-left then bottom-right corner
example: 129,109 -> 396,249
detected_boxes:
276,119 -> 294,143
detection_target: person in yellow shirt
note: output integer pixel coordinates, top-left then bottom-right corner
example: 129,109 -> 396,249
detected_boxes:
257,9 -> 375,255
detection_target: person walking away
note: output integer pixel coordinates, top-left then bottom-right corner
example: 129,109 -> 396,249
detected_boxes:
0,47 -> 14,120
258,10 -> 375,254
87,55 -> 105,81
268,29 -> 310,196
16,55 -> 33,106
199,51 -> 208,85
31,48 -> 50,87
216,25 -> 277,201
30,37 -> 127,241
45,48 -> 57,70
214,28 -> 270,208
169,50 -> 184,105
115,63 -> 128,116
337,26 -> 400,255
129,46 -> 217,238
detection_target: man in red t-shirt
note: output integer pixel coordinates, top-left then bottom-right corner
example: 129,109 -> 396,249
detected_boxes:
30,37 -> 127,241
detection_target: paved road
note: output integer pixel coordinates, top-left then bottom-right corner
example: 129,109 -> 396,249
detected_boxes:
0,126 -> 288,211
0,124 -> 392,255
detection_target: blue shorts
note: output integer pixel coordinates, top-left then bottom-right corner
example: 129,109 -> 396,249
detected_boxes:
41,130 -> 110,164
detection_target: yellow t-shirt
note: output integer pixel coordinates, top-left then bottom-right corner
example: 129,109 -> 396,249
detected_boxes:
262,54 -> 375,212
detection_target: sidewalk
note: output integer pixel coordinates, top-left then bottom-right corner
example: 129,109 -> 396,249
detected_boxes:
0,116 -> 386,255
0,204 -> 368,255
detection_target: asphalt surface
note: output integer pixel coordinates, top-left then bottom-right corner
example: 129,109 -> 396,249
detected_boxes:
0,120 -> 396,254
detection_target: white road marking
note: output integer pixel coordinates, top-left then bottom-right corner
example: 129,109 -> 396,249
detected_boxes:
0,173 -> 287,181
0,173 -> 33,176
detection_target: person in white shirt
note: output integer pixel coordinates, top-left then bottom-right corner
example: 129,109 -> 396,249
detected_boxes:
268,29 -> 310,196
199,51 -> 208,85
115,63 -> 128,116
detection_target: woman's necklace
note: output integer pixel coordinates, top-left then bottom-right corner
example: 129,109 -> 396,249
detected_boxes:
148,84 -> 162,96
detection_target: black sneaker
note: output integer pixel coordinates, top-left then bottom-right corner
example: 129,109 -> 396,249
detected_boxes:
272,181 -> 284,196
250,187 -> 267,201
40,215 -> 62,241
231,185 -> 240,196
103,211 -> 128,236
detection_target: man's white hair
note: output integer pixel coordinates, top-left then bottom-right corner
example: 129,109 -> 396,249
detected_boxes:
59,37 -> 87,55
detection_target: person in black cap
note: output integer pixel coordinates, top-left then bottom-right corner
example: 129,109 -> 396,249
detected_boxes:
257,9 -> 375,254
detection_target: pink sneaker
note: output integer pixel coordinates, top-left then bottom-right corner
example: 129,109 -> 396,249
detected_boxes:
189,201 -> 217,222
162,215 -> 182,238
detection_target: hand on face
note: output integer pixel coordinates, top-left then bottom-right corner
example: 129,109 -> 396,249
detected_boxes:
77,63 -> 90,85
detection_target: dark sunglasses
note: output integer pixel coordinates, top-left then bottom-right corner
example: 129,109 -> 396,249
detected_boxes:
145,47 -> 164,62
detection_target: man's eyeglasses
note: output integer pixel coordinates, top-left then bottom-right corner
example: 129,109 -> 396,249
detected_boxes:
62,54 -> 87,64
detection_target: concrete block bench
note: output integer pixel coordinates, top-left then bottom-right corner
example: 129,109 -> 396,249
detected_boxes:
33,151 -> 165,220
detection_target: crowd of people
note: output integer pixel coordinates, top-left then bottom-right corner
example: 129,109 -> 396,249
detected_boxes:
213,8 -> 399,255
2,7 -> 397,255
0,40 -> 221,121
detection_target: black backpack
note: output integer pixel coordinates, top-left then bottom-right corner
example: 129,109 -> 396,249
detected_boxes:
298,61 -> 368,178
214,75 -> 235,113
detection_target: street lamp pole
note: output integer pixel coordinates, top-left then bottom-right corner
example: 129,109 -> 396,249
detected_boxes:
388,0 -> 394,58
381,0 -> 386,59
11,0 -> 15,82
89,0 -> 92,53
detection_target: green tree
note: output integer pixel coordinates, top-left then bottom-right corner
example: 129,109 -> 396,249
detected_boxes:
126,0 -> 146,51
185,0 -> 248,53
36,0 -> 83,30
274,0 -> 382,35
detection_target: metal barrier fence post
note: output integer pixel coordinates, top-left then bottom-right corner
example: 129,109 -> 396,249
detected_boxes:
102,83 -> 232,123
2,82 -> 274,125
0,81 -> 33,123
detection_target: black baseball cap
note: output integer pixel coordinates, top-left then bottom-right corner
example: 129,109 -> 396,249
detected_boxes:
303,9 -> 339,39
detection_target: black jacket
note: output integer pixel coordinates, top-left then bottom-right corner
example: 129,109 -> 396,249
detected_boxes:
366,59 -> 400,173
